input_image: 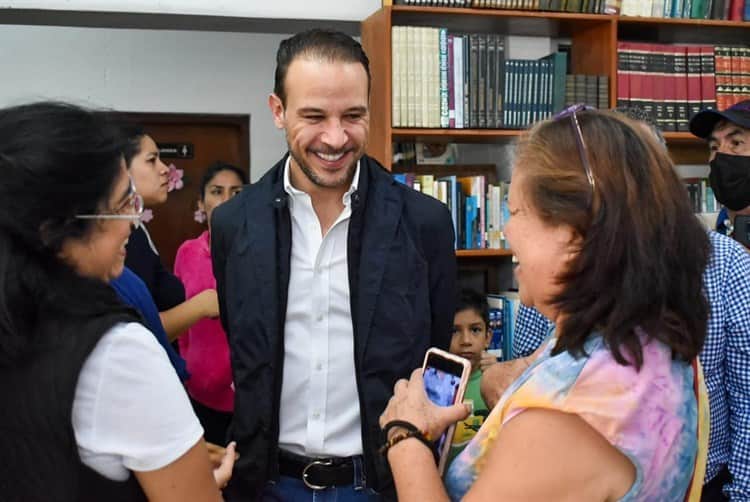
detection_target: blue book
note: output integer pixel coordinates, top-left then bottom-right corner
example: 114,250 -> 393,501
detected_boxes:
465,195 -> 477,250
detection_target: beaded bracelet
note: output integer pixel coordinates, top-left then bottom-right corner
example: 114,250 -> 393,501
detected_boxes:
379,420 -> 438,462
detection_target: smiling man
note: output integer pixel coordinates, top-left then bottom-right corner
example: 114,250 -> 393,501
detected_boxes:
210,29 -> 456,501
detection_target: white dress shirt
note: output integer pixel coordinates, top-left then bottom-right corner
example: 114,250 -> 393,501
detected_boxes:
278,157 -> 363,457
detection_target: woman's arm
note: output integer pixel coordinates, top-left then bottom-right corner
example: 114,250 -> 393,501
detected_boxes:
382,371 -> 635,502
159,289 -> 219,342
135,438 -> 235,502
462,409 -> 635,502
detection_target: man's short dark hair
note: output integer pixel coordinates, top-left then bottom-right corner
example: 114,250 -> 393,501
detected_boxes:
273,29 -> 371,106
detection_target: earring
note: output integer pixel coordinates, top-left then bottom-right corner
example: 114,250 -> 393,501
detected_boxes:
194,208 -> 207,224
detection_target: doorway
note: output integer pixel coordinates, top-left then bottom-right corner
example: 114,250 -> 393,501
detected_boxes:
114,112 -> 250,270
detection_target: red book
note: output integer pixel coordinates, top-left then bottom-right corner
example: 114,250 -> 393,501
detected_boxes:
729,0 -> 743,20
699,46 -> 717,111
686,46 -> 703,119
617,41 -> 631,108
674,45 -> 690,132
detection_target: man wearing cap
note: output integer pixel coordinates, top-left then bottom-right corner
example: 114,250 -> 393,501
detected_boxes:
684,100 -> 750,500
690,100 -> 750,250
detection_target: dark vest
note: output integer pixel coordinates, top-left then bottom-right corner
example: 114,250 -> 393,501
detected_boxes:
0,307 -> 147,502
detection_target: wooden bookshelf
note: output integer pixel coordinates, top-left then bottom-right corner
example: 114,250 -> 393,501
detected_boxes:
361,7 -> 747,287
362,6 -> 618,166
361,6 -> 750,167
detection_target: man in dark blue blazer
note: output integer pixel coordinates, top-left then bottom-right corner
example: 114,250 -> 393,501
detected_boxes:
211,29 -> 456,501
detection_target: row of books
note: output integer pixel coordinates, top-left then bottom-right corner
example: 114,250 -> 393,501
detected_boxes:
715,46 -> 750,109
392,26 -> 603,129
616,42 -> 750,132
487,292 -> 521,362
392,172 -> 510,250
389,0 -> 750,17
621,0 -> 750,19
391,27 -> 507,129
684,178 -> 721,213
390,0 -> 620,14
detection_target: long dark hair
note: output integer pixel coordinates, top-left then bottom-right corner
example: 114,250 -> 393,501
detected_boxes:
119,122 -> 147,168
199,161 -> 248,201
515,110 -> 710,368
0,102 -> 127,365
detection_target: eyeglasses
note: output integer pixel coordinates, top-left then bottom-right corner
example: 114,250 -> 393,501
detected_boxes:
552,104 -> 596,197
75,178 -> 144,221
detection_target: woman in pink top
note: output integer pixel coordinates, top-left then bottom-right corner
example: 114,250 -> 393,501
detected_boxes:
175,162 -> 247,444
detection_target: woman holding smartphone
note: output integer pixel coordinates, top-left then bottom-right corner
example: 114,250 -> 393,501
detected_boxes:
380,109 -> 709,501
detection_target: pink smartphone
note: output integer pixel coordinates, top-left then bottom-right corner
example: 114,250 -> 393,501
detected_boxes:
421,347 -> 471,475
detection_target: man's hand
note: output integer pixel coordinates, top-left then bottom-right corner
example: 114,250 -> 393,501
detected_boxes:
480,344 -> 546,408
479,351 -> 499,372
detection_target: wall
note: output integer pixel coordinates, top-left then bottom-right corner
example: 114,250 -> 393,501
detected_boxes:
0,25 -> 304,181
0,0 -> 381,21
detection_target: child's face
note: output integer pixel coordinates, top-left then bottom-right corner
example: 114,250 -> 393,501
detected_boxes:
450,308 -> 490,371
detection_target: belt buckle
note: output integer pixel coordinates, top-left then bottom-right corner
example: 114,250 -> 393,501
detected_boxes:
302,458 -> 334,491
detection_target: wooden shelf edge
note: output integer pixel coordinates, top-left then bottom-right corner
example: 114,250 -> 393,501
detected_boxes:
391,5 -> 616,21
617,15 -> 750,27
392,128 -> 526,139
456,249 -> 514,257
388,6 -> 750,27
663,131 -> 704,143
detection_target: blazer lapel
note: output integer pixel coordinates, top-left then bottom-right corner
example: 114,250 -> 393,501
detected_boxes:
355,172 -> 403,362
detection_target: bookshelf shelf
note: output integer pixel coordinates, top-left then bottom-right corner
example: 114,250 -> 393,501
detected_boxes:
663,132 -> 705,142
456,249 -> 514,258
392,5 -> 613,19
392,128 -> 525,142
617,15 -> 750,27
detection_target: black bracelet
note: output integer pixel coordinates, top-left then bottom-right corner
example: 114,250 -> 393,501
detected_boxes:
380,420 -> 438,462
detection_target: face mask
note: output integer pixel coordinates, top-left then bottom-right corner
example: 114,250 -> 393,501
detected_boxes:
709,153 -> 750,211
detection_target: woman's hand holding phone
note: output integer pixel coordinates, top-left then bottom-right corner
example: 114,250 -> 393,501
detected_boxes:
380,369 -> 471,447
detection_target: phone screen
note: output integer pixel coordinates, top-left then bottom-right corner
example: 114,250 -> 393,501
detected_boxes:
423,354 -> 465,454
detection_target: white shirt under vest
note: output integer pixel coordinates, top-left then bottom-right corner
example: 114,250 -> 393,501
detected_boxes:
278,157 -> 363,458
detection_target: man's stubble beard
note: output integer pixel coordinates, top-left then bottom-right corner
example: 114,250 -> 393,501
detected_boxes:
288,142 -> 360,190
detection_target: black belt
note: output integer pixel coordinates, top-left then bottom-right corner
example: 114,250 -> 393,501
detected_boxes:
278,450 -> 357,490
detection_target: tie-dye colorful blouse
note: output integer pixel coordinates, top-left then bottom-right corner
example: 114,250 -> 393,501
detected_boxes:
444,331 -> 709,501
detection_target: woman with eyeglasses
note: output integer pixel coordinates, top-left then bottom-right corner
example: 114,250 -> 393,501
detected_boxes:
121,125 -> 220,342
0,101 -> 234,501
379,109 -> 710,501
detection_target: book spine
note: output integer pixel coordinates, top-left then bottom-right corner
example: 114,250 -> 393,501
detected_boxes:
686,45 -> 703,120
715,46 -> 731,110
447,34 -> 455,129
478,34 -> 487,128
496,38 -> 505,128
463,35 -> 470,130
699,45 -> 717,110
454,35 -> 465,129
487,34 -> 497,129
440,28 -> 450,128
391,27 -> 402,128
406,26 -> 417,127
469,34 -> 479,128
